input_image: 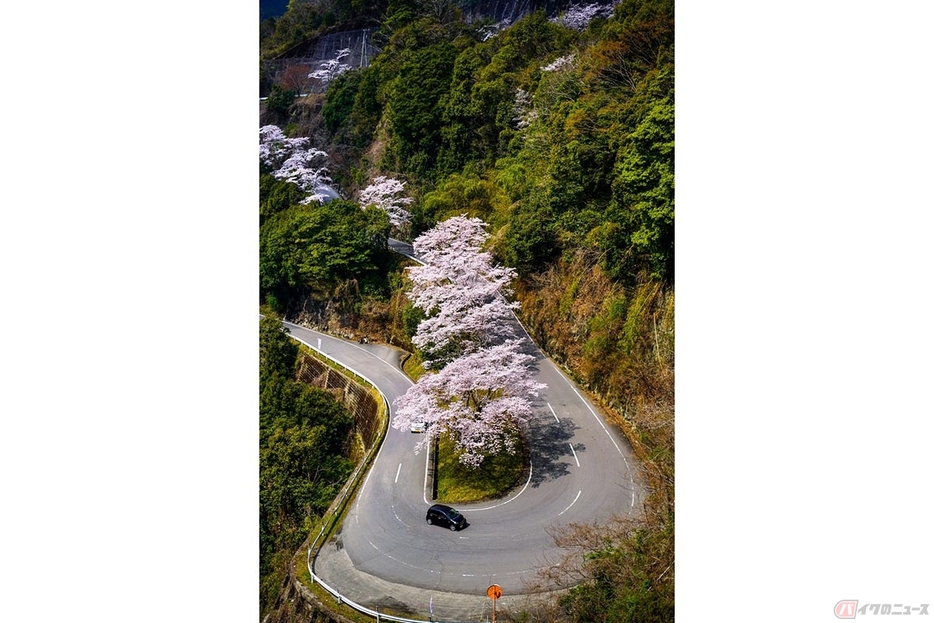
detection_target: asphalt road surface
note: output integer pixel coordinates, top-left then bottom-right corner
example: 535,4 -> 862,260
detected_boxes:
281,319 -> 648,600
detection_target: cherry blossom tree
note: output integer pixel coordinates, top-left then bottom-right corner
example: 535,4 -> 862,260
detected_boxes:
393,339 -> 545,467
392,215 -> 547,467
259,125 -> 306,169
513,87 -> 538,129
552,2 -> 616,30
309,48 -> 351,87
260,124 -> 332,205
541,53 -> 575,73
358,176 -> 413,230
275,148 -> 331,204
407,216 -> 520,368
479,18 -> 513,42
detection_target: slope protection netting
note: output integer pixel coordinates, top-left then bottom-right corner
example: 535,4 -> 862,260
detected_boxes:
264,1 -> 620,94
265,27 -> 378,94
459,0 -> 593,23
296,352 -> 381,450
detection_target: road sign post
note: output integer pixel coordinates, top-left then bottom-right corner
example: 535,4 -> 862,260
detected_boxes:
487,584 -> 503,623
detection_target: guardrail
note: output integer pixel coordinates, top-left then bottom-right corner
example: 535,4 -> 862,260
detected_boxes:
290,332 -> 449,623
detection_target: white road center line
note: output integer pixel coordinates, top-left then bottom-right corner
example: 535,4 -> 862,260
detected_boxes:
568,443 -> 580,467
395,463 -> 402,484
559,490 -> 582,516
552,361 -> 637,508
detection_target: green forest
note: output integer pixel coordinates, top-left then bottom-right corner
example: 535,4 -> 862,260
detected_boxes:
259,316 -> 356,611
260,0 -> 673,620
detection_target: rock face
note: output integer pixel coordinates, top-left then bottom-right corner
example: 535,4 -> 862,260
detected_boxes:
305,28 -> 379,72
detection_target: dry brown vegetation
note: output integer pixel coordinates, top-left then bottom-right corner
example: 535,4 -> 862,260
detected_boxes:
514,250 -> 674,621
516,250 -> 673,482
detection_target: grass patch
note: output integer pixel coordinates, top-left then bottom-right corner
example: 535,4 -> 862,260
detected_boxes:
306,574 -> 389,623
435,434 -> 528,503
401,352 -> 528,504
402,350 -> 426,381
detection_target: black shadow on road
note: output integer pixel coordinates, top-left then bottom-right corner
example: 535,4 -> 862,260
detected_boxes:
525,415 -> 579,487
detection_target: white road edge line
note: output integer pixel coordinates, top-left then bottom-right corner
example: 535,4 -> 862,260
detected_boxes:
423,441 -> 431,505
283,321 -> 412,383
559,490 -> 582,516
280,324 -> 403,512
378,257 -> 640,510
547,402 -> 560,423
470,464 -> 534,511
552,360 -> 637,508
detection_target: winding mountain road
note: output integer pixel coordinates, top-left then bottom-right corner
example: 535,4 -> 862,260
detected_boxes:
283,331 -> 645,599
276,239 -> 647,612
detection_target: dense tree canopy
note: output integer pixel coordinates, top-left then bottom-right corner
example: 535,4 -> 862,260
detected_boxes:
259,198 -> 390,303
260,0 -> 674,619
386,41 -> 459,178
308,0 -> 674,284
258,316 -> 354,616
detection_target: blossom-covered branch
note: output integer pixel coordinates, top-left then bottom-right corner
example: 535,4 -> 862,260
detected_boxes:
393,339 -> 545,467
260,124 -> 332,205
309,48 -> 351,87
259,125 -> 308,170
541,53 -> 576,73
552,2 -> 617,30
478,18 -> 513,42
513,87 -> 538,129
406,216 -> 520,366
358,176 -> 413,229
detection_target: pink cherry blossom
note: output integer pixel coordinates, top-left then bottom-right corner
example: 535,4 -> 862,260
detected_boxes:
309,48 -> 351,87
407,216 -> 519,366
393,339 -> 545,467
541,53 -> 575,73
259,125 -> 309,170
552,2 -> 616,31
392,216 -> 546,467
358,176 -> 413,229
259,124 -> 332,204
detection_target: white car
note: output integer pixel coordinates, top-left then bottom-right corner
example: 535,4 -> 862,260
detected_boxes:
410,420 -> 426,433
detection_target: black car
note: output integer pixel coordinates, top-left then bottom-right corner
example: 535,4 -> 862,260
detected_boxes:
426,504 -> 467,531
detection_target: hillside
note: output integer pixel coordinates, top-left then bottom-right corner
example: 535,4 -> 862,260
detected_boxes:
259,1 -> 674,621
